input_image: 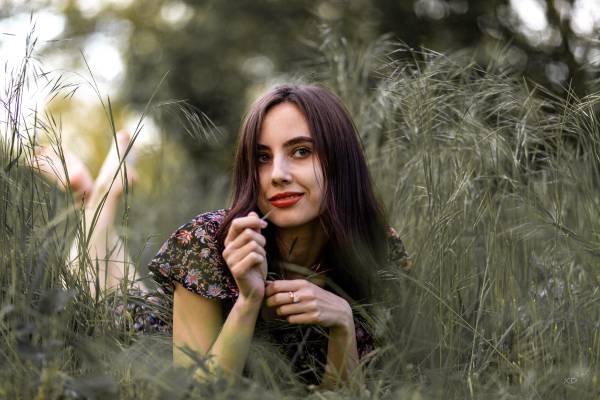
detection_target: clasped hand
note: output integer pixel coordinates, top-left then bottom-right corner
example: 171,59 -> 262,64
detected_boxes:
223,211 -> 353,331
264,279 -> 353,331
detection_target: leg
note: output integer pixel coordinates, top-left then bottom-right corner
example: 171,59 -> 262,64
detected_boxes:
29,144 -> 94,200
68,131 -> 143,297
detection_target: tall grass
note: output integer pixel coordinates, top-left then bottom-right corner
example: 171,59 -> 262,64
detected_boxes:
1,27 -> 598,399
315,33 -> 599,398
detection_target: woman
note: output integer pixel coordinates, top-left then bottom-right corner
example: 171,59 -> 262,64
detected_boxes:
148,84 -> 410,388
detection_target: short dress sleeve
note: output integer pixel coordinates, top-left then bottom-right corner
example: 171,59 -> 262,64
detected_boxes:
148,209 -> 239,300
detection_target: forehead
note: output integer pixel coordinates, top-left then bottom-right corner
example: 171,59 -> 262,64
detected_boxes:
258,102 -> 312,144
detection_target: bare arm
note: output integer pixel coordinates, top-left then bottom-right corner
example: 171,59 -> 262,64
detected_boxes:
173,211 -> 269,380
173,282 -> 262,379
321,319 -> 360,388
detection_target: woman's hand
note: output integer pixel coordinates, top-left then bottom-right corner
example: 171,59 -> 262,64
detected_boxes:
223,212 -> 268,303
264,279 -> 354,332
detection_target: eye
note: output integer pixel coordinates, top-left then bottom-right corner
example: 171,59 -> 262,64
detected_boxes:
257,153 -> 271,164
292,147 -> 311,158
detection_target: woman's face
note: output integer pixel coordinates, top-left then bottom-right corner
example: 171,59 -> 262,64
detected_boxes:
256,102 -> 325,230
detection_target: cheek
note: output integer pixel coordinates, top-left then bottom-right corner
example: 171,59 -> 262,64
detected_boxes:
258,169 -> 269,194
256,171 -> 270,211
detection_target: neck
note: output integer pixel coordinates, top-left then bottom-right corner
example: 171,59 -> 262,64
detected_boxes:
275,219 -> 327,268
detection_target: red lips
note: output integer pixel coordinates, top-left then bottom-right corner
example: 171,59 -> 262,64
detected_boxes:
268,192 -> 304,208
268,192 -> 304,201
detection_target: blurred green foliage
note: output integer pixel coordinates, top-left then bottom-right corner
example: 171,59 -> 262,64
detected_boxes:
4,0 -> 596,169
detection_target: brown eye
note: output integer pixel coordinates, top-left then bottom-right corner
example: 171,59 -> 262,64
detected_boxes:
257,153 -> 270,163
293,147 -> 311,158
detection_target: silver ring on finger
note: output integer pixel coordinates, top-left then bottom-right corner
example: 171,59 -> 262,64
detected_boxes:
292,291 -> 301,304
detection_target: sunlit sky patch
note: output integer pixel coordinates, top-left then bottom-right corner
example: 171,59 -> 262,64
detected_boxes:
571,0 -> 600,35
83,33 -> 125,83
0,2 -> 156,149
510,0 -> 548,31
160,0 -> 193,28
0,10 -> 64,67
0,9 -> 67,143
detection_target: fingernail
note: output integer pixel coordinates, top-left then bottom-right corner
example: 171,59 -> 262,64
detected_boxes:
261,220 -> 267,228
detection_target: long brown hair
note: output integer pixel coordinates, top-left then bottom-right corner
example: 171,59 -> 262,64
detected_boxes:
216,84 -> 388,302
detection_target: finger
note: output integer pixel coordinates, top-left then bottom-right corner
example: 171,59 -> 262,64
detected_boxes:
265,291 -> 296,307
225,213 -> 267,245
265,279 -> 306,297
227,228 -> 266,251
223,228 -> 265,261
226,239 -> 266,267
230,251 -> 265,276
276,302 -> 311,317
287,312 -> 320,325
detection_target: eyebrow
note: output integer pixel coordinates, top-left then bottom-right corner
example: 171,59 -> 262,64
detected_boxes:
257,136 -> 314,150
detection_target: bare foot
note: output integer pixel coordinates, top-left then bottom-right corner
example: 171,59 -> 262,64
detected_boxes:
29,145 -> 94,199
92,130 -> 138,202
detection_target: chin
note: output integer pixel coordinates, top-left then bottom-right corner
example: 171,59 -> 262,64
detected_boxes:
268,209 -> 319,229
269,215 -> 304,229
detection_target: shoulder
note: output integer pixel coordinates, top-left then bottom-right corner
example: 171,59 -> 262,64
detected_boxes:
173,209 -> 227,242
155,209 -> 227,258
148,209 -> 239,299
386,226 -> 411,271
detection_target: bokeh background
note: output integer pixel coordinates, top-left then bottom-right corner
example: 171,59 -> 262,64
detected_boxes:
1,1 -> 599,398
3,0 -> 600,266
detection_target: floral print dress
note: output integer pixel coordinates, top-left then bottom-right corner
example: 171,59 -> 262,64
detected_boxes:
146,209 -> 410,385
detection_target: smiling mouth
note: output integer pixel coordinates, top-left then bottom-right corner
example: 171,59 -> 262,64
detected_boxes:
269,193 -> 304,208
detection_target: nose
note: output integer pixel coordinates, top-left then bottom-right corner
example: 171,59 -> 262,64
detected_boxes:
271,154 -> 292,185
